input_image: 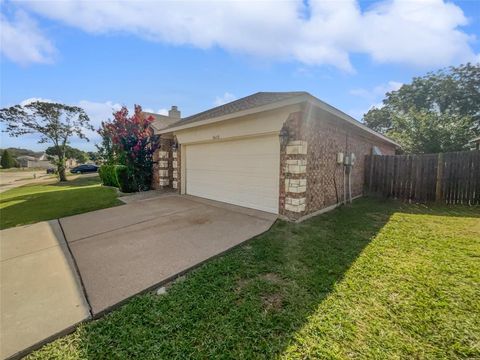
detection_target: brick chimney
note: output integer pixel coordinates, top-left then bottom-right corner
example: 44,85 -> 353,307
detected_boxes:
168,106 -> 181,119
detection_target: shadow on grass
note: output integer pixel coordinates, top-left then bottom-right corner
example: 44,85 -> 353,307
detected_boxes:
28,198 -> 408,359
0,179 -> 121,230
26,197 -> 480,359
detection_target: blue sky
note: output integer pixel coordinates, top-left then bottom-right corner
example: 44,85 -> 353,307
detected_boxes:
1,0 -> 479,151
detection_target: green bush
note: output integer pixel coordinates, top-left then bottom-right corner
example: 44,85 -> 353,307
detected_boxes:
99,165 -> 119,187
115,165 -> 137,193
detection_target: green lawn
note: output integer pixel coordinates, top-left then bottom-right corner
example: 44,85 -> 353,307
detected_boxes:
27,198 -> 480,359
0,176 -> 122,229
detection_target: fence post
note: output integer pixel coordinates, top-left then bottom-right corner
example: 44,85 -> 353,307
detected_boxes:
368,155 -> 374,193
435,153 -> 444,202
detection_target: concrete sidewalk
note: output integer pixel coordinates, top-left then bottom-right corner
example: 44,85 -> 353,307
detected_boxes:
0,221 -> 90,360
61,195 -> 276,316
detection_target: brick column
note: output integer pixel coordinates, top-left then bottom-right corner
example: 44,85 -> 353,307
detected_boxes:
284,141 -> 308,216
172,149 -> 179,190
157,150 -> 170,187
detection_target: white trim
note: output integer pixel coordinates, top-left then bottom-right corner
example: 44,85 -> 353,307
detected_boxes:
178,131 -> 279,146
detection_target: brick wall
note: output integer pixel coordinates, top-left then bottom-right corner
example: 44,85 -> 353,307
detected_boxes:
151,136 -> 180,192
280,107 -> 395,220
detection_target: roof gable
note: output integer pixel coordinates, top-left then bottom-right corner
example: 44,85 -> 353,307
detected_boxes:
165,92 -> 308,130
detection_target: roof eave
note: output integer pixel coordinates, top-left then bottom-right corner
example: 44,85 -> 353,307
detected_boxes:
159,93 -> 400,148
158,94 -> 310,134
306,97 -> 401,148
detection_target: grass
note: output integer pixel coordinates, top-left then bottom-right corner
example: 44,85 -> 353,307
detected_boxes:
0,175 -> 122,229
26,198 -> 480,359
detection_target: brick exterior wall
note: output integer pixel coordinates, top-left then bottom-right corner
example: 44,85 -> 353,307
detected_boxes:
151,136 -> 181,192
280,107 -> 395,220
153,105 -> 395,220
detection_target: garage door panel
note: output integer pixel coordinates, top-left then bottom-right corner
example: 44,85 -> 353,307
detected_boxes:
185,136 -> 279,213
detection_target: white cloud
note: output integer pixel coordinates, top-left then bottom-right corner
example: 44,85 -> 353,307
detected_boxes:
348,80 -> 403,120
9,0 -> 478,70
0,10 -> 56,65
157,108 -> 168,116
350,81 -> 403,100
214,92 -> 237,106
20,97 -> 54,106
75,100 -> 122,146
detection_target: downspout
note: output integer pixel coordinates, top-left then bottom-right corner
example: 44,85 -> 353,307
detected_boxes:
348,165 -> 352,203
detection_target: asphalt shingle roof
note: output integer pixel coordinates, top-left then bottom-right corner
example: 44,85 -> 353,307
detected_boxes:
168,91 -> 308,128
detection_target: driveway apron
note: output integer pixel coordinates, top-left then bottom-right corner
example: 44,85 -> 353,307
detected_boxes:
60,195 -> 277,316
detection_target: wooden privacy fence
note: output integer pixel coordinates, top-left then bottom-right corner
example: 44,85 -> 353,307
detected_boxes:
365,150 -> 480,204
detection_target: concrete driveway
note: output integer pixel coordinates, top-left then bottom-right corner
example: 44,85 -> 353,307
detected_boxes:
61,194 -> 276,315
1,194 -> 276,359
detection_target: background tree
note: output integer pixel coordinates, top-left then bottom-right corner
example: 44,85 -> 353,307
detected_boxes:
98,105 -> 157,191
1,149 -> 16,169
0,147 -> 43,158
363,63 -> 479,153
0,101 -> 93,181
45,145 -> 89,164
96,122 -> 119,165
87,151 -> 101,164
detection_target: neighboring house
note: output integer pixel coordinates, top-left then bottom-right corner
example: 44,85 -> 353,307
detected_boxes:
17,155 -> 46,169
150,92 -> 399,221
16,153 -> 78,169
469,136 -> 480,150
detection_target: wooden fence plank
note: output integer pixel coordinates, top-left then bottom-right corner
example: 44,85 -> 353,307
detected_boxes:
364,150 -> 480,204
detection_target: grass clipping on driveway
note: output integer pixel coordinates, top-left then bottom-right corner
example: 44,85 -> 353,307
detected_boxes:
28,199 -> 480,359
0,176 -> 122,229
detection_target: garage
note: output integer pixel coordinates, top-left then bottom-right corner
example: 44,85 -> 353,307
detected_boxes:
185,135 -> 280,213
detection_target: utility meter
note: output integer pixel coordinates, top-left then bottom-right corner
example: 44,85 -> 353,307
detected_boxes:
337,152 -> 344,164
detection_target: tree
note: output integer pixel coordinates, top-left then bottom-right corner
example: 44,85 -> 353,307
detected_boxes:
98,105 -> 158,191
96,123 -> 118,165
45,145 -> 89,164
363,63 -> 480,153
0,101 -> 93,181
1,149 -> 15,169
87,151 -> 101,164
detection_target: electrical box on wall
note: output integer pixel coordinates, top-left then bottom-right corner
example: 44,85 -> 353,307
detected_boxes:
350,153 -> 356,166
337,152 -> 344,164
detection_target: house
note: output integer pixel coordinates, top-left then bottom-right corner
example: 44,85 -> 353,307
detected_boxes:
16,153 -> 78,169
469,136 -> 480,150
150,92 -> 399,221
16,156 -> 38,168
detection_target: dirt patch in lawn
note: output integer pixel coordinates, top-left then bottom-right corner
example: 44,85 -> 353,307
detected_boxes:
258,272 -> 283,284
261,292 -> 284,311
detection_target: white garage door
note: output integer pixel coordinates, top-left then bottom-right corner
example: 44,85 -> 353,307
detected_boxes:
185,135 -> 280,213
